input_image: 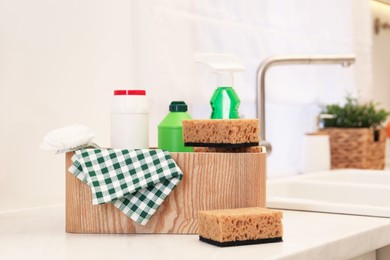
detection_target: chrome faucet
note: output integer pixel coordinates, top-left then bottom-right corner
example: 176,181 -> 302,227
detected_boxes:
256,55 -> 356,155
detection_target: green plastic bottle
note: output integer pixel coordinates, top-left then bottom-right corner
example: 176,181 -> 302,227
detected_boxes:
194,53 -> 245,119
210,86 -> 240,119
158,101 -> 194,152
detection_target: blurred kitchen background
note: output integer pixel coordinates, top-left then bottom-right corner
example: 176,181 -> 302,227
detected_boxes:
0,0 -> 389,211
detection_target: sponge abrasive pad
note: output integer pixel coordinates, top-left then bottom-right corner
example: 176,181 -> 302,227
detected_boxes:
198,207 -> 283,247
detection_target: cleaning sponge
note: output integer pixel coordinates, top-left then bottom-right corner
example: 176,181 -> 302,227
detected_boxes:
198,207 -> 283,247
182,119 -> 259,148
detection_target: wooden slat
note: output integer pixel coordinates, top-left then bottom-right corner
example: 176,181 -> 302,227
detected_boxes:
66,152 -> 266,234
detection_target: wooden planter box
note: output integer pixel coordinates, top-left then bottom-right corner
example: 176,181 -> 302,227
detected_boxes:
319,128 -> 386,170
65,151 -> 266,234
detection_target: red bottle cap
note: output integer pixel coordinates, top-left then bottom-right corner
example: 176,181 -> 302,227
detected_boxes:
114,90 -> 146,95
127,90 -> 146,95
114,90 -> 127,95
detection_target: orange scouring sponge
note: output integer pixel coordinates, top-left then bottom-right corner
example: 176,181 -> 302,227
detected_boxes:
198,207 -> 283,247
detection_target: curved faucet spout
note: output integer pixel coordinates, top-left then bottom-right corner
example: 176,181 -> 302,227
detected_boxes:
256,54 -> 356,155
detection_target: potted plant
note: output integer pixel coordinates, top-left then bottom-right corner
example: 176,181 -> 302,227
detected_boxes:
319,96 -> 390,169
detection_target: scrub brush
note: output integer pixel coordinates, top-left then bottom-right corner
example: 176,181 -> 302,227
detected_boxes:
40,125 -> 99,154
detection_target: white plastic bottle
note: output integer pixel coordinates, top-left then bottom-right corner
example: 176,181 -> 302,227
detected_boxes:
111,90 -> 149,149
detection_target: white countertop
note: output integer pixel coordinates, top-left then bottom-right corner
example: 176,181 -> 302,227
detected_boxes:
1,205 -> 390,260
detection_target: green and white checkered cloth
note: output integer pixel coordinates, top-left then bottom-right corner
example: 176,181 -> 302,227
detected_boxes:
68,148 -> 183,225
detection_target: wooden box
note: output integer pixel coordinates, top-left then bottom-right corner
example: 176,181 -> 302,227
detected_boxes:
66,151 -> 266,234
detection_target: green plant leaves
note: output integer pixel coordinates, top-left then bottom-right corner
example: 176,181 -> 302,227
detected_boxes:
321,96 -> 390,128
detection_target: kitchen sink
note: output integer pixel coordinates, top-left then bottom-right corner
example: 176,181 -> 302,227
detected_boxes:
266,169 -> 390,217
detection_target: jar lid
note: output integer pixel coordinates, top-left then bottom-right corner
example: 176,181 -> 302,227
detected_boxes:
114,90 -> 146,95
169,101 -> 188,112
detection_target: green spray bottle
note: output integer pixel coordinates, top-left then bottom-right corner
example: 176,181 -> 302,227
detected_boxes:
195,53 -> 245,119
158,101 -> 194,152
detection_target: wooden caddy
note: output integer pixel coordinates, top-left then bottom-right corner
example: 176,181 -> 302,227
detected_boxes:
66,151 -> 266,234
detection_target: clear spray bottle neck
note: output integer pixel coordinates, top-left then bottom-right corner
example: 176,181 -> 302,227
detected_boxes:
217,72 -> 234,87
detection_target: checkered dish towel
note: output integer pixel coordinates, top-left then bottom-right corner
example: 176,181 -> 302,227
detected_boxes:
68,149 -> 183,225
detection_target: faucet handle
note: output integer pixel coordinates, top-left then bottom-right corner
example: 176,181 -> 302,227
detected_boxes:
319,114 -> 336,119
316,114 -> 336,131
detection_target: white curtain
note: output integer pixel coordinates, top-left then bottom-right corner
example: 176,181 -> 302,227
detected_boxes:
130,0 -> 372,177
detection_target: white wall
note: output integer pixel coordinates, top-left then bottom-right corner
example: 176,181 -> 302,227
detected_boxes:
371,1 -> 390,167
0,0 -> 132,211
130,0 -> 372,177
0,0 -> 372,211
371,1 -> 390,111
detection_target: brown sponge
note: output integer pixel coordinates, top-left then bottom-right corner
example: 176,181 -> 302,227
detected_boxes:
182,119 -> 259,148
194,146 -> 263,153
198,207 -> 283,247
